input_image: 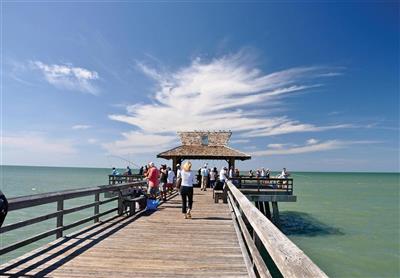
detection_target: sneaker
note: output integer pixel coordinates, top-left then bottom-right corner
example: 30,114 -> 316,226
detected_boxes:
187,209 -> 192,219
184,213 -> 188,219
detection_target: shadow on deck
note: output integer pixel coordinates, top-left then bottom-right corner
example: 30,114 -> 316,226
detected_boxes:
0,208 -> 157,277
0,189 -> 249,278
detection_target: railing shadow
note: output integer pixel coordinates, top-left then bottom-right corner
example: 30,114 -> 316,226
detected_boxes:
279,211 -> 344,236
0,190 -> 181,277
0,209 -> 156,277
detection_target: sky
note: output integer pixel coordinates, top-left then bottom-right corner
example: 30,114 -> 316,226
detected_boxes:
1,1 -> 399,172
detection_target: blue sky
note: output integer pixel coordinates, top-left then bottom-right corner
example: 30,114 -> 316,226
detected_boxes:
2,2 -> 399,172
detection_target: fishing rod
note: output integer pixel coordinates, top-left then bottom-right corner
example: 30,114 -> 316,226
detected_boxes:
107,155 -> 141,168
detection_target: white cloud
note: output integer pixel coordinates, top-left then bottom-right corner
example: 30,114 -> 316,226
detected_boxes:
307,138 -> 319,145
88,138 -> 99,144
252,139 -> 379,156
102,131 -> 176,156
267,143 -> 291,149
231,139 -> 250,144
106,51 -> 348,154
72,124 -> 92,130
2,133 -> 77,156
31,61 -> 99,95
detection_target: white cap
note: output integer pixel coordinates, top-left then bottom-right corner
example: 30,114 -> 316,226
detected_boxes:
149,162 -> 154,167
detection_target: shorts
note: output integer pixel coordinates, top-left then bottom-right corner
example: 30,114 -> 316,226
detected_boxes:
159,182 -> 167,192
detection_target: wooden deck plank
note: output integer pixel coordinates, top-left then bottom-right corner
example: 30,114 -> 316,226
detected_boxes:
0,189 -> 250,277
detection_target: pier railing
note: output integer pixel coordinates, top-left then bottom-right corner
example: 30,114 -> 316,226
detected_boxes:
226,180 -> 327,278
108,174 -> 144,185
0,181 -> 147,256
231,176 -> 294,194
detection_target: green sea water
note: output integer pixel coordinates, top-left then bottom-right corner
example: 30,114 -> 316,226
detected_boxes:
0,166 -> 399,277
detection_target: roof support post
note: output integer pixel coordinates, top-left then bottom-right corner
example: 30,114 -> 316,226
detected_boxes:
172,157 -> 182,174
228,158 -> 235,171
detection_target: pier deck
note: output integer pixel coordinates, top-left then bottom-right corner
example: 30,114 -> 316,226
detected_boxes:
0,189 -> 249,277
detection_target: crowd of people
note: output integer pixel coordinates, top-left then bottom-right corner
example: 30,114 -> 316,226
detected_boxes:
111,163 -> 290,219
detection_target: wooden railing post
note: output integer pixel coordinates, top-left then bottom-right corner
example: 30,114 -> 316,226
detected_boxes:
94,193 -> 100,223
117,190 -> 124,216
56,199 -> 64,239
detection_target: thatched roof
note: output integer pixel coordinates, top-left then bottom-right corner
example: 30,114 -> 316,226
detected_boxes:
157,131 -> 251,161
157,145 -> 251,160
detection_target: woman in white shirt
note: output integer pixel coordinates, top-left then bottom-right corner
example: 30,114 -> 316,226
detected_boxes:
180,161 -> 196,219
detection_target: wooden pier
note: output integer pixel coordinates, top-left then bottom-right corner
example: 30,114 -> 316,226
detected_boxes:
0,180 -> 327,277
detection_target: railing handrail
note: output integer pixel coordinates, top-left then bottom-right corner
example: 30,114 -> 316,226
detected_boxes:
226,180 -> 328,278
231,176 -> 293,181
0,180 -> 148,256
7,182 -> 145,211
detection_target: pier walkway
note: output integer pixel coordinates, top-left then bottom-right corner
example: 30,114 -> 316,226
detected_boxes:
0,189 -> 249,277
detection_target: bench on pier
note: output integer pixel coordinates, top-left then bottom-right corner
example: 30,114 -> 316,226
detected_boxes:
120,192 -> 147,216
213,181 -> 227,203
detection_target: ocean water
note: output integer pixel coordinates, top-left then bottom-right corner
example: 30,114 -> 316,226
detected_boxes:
0,166 -> 399,277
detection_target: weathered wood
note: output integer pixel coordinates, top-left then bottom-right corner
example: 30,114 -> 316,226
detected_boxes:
228,192 -> 272,278
226,181 -> 328,278
7,181 -> 146,211
94,193 -> 100,223
56,200 -> 64,239
1,189 -> 250,277
228,200 -> 257,278
0,211 -> 61,234
1,183 -> 145,257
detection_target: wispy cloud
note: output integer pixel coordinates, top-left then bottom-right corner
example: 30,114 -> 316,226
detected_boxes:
72,124 -> 92,130
102,131 -> 176,155
31,61 -> 99,95
3,133 -> 77,155
88,138 -> 99,144
252,139 -> 380,156
106,51 -> 347,154
231,139 -> 250,144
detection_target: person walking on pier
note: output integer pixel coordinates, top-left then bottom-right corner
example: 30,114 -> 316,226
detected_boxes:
159,164 -> 168,201
200,163 -> 209,191
209,167 -> 217,189
180,161 -> 195,219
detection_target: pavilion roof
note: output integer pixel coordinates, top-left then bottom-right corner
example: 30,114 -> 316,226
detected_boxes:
157,145 -> 251,160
